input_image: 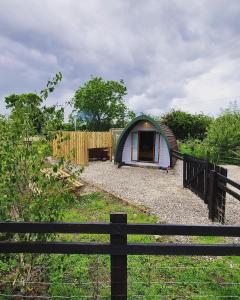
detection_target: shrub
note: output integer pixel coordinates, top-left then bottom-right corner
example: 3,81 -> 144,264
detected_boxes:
161,110 -> 212,141
179,139 -> 206,159
179,108 -> 240,164
204,109 -> 240,163
0,74 -> 77,294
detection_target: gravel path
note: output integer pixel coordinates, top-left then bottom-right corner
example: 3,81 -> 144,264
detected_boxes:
223,165 -> 240,225
81,161 -> 212,225
81,161 -> 240,225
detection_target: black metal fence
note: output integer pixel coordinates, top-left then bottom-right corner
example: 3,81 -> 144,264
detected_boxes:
1,213 -> 240,299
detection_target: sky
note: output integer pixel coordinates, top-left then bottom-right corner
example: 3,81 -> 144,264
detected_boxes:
1,0 -> 240,119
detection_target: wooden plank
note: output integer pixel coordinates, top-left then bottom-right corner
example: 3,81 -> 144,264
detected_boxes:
217,173 -> 240,189
183,155 -> 187,187
52,131 -> 113,166
204,161 -> 209,203
0,242 -> 240,256
59,169 -> 71,179
67,178 -> 84,190
208,170 -> 217,221
1,222 -> 240,236
110,213 -> 127,300
217,183 -> 240,202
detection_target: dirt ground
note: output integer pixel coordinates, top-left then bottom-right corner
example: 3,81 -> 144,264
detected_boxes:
80,160 -> 240,225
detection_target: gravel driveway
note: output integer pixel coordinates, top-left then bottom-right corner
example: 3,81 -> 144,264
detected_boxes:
222,165 -> 240,225
81,161 -> 208,224
81,161 -> 240,225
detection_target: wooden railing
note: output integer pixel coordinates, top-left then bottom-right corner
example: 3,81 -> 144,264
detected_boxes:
171,151 -> 240,224
1,213 -> 240,299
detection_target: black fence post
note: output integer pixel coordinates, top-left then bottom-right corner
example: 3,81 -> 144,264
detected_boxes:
183,154 -> 187,188
204,160 -> 209,204
110,213 -> 127,300
208,170 -> 217,221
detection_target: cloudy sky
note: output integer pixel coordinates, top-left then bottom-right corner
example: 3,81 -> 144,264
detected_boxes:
1,0 -> 240,118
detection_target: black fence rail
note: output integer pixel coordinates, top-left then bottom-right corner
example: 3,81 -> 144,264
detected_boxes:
171,151 -> 240,224
170,149 -> 184,167
171,149 -> 184,161
215,171 -> 240,223
1,213 -> 240,299
219,154 -> 240,166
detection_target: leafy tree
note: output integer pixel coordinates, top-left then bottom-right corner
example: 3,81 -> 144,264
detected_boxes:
161,110 -> 212,141
179,105 -> 240,164
204,109 -> 240,163
0,73 -> 77,291
5,72 -> 64,134
5,93 -> 43,133
72,76 -> 135,131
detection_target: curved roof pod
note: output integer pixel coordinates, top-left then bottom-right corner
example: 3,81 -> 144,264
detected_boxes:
114,115 -> 178,167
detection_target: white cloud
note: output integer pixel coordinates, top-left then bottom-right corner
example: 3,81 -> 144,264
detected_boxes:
172,57 -> 240,115
1,0 -> 240,117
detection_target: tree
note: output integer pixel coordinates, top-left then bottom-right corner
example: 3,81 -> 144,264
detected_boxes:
179,104 -> 240,164
0,73 -> 76,292
72,76 -> 135,131
204,109 -> 240,163
5,72 -> 64,134
161,110 -> 212,141
5,93 -> 43,133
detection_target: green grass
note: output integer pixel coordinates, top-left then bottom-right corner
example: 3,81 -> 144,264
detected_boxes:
1,192 -> 239,299
47,192 -> 240,299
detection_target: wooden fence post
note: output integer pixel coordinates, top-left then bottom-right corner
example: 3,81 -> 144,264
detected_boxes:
204,160 -> 209,204
183,154 -> 187,188
208,170 -> 217,221
110,213 -> 127,300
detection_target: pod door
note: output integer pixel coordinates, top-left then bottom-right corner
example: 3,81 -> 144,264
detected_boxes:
138,131 -> 155,162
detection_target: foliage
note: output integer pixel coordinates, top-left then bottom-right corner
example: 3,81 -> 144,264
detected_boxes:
180,107 -> 240,164
0,72 -> 76,224
161,110 -> 213,141
40,72 -> 63,100
51,192 -> 240,299
72,76 -> 136,131
0,73 -> 77,290
203,109 -> 240,163
5,93 -> 43,134
2,192 -> 239,298
5,72 -> 64,134
179,139 -> 206,159
0,117 -> 75,224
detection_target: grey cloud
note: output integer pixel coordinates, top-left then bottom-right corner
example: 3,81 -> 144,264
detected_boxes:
1,0 -> 240,117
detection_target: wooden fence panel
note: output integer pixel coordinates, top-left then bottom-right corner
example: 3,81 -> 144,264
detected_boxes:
110,128 -> 123,158
87,132 -> 112,149
52,131 -> 112,166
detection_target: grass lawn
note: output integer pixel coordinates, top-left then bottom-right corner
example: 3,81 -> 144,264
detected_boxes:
1,191 -> 240,299
0,193 -> 240,300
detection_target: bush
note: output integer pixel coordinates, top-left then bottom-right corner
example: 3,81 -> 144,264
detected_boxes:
161,110 -> 212,141
0,74 -> 78,293
179,108 -> 240,164
179,139 -> 206,159
204,110 -> 240,163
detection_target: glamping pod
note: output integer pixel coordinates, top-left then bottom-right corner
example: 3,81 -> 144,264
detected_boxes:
114,115 -> 178,168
